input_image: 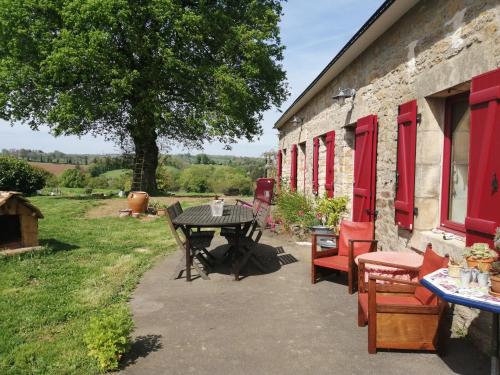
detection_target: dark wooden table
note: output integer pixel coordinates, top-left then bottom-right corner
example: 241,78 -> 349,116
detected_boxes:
172,204 -> 254,281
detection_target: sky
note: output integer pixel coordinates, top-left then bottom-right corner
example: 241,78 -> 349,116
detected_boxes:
0,0 -> 384,156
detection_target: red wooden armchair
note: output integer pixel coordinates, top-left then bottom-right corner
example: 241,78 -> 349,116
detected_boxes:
311,220 -> 376,294
357,245 -> 449,354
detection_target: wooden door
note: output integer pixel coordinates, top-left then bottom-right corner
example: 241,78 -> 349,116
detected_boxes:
465,67 -> 500,247
352,115 -> 378,222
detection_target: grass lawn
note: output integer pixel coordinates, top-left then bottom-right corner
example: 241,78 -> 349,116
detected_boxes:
0,196 -> 177,374
40,187 -> 119,196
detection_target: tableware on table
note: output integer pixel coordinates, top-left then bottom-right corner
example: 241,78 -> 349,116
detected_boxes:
448,263 -> 461,278
460,267 -> 472,288
210,199 -> 224,216
471,268 -> 479,283
478,272 -> 490,288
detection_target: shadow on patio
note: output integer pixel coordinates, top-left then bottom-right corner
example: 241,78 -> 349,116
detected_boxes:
121,232 -> 489,375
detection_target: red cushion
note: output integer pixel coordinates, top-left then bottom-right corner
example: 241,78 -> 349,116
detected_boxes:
358,292 -> 423,320
313,255 -> 349,272
414,247 -> 448,305
338,220 -> 374,257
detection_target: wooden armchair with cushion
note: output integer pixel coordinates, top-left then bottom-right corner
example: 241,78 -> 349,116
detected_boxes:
311,220 -> 377,294
357,245 -> 449,354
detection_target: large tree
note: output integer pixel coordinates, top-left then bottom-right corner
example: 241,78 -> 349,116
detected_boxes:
0,0 -> 288,192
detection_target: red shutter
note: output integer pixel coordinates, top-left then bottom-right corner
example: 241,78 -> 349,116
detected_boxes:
352,115 -> 378,222
290,144 -> 298,192
465,67 -> 500,247
276,150 -> 282,191
395,100 -> 417,230
312,137 -> 320,195
324,131 -> 335,198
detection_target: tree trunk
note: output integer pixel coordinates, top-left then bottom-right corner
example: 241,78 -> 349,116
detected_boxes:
131,134 -> 158,194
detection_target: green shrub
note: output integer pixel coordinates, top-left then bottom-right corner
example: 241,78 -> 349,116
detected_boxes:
179,165 -> 213,193
59,168 -> 89,188
44,174 -> 60,188
88,176 -> 110,189
156,165 -> 180,192
274,187 -> 316,230
208,166 -> 252,195
84,307 -> 134,372
315,194 -> 349,229
108,170 -> 132,191
0,156 -> 47,194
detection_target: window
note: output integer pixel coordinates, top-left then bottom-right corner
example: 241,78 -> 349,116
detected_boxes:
440,93 -> 470,233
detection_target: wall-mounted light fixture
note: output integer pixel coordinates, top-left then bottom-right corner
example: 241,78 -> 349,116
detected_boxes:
291,115 -> 304,125
332,88 -> 356,105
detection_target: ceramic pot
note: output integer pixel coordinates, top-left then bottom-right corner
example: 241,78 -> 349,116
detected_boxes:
127,191 -> 149,214
466,257 -> 495,272
491,274 -> 500,294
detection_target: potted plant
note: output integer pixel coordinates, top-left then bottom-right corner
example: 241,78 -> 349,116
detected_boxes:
463,243 -> 498,271
447,255 -> 462,278
311,195 -> 348,248
148,200 -> 167,216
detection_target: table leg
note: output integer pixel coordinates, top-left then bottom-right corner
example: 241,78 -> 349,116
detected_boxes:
492,313 -> 499,375
185,226 -> 191,282
233,225 -> 241,281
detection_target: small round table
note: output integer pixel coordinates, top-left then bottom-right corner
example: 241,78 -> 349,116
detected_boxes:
355,251 -> 423,284
422,269 -> 500,375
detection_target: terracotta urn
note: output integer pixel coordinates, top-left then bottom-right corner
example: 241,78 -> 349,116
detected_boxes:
127,191 -> 149,214
466,257 -> 496,272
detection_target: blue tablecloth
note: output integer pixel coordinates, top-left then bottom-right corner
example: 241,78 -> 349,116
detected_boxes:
421,268 -> 500,314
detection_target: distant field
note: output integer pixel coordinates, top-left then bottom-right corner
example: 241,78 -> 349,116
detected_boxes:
29,162 -> 84,175
100,168 -> 132,178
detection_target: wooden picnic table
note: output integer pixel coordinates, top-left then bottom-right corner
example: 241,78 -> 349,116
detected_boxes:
172,204 -> 254,281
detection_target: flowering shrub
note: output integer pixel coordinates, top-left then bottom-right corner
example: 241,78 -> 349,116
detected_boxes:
315,194 -> 349,229
274,187 -> 316,230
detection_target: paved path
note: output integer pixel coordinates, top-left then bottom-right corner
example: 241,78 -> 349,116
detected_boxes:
121,232 -> 488,375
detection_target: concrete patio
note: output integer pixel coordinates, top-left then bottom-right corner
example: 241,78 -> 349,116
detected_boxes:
121,232 -> 489,375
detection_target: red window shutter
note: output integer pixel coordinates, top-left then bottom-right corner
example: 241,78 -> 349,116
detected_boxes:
312,137 -> 320,194
324,131 -> 335,198
395,100 -> 417,230
276,150 -> 282,190
290,144 -> 298,192
353,115 -> 378,222
465,67 -> 500,247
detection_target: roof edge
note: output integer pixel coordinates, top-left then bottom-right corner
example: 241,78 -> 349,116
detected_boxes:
274,0 -> 420,129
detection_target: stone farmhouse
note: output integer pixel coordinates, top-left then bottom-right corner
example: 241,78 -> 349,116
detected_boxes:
275,0 -> 500,259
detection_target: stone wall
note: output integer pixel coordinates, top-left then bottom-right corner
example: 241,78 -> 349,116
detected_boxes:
278,0 -> 499,251
278,0 -> 500,353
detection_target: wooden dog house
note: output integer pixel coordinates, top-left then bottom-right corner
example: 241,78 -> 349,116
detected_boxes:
0,191 -> 43,249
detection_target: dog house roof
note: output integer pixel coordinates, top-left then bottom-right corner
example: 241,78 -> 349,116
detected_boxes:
0,191 -> 44,218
